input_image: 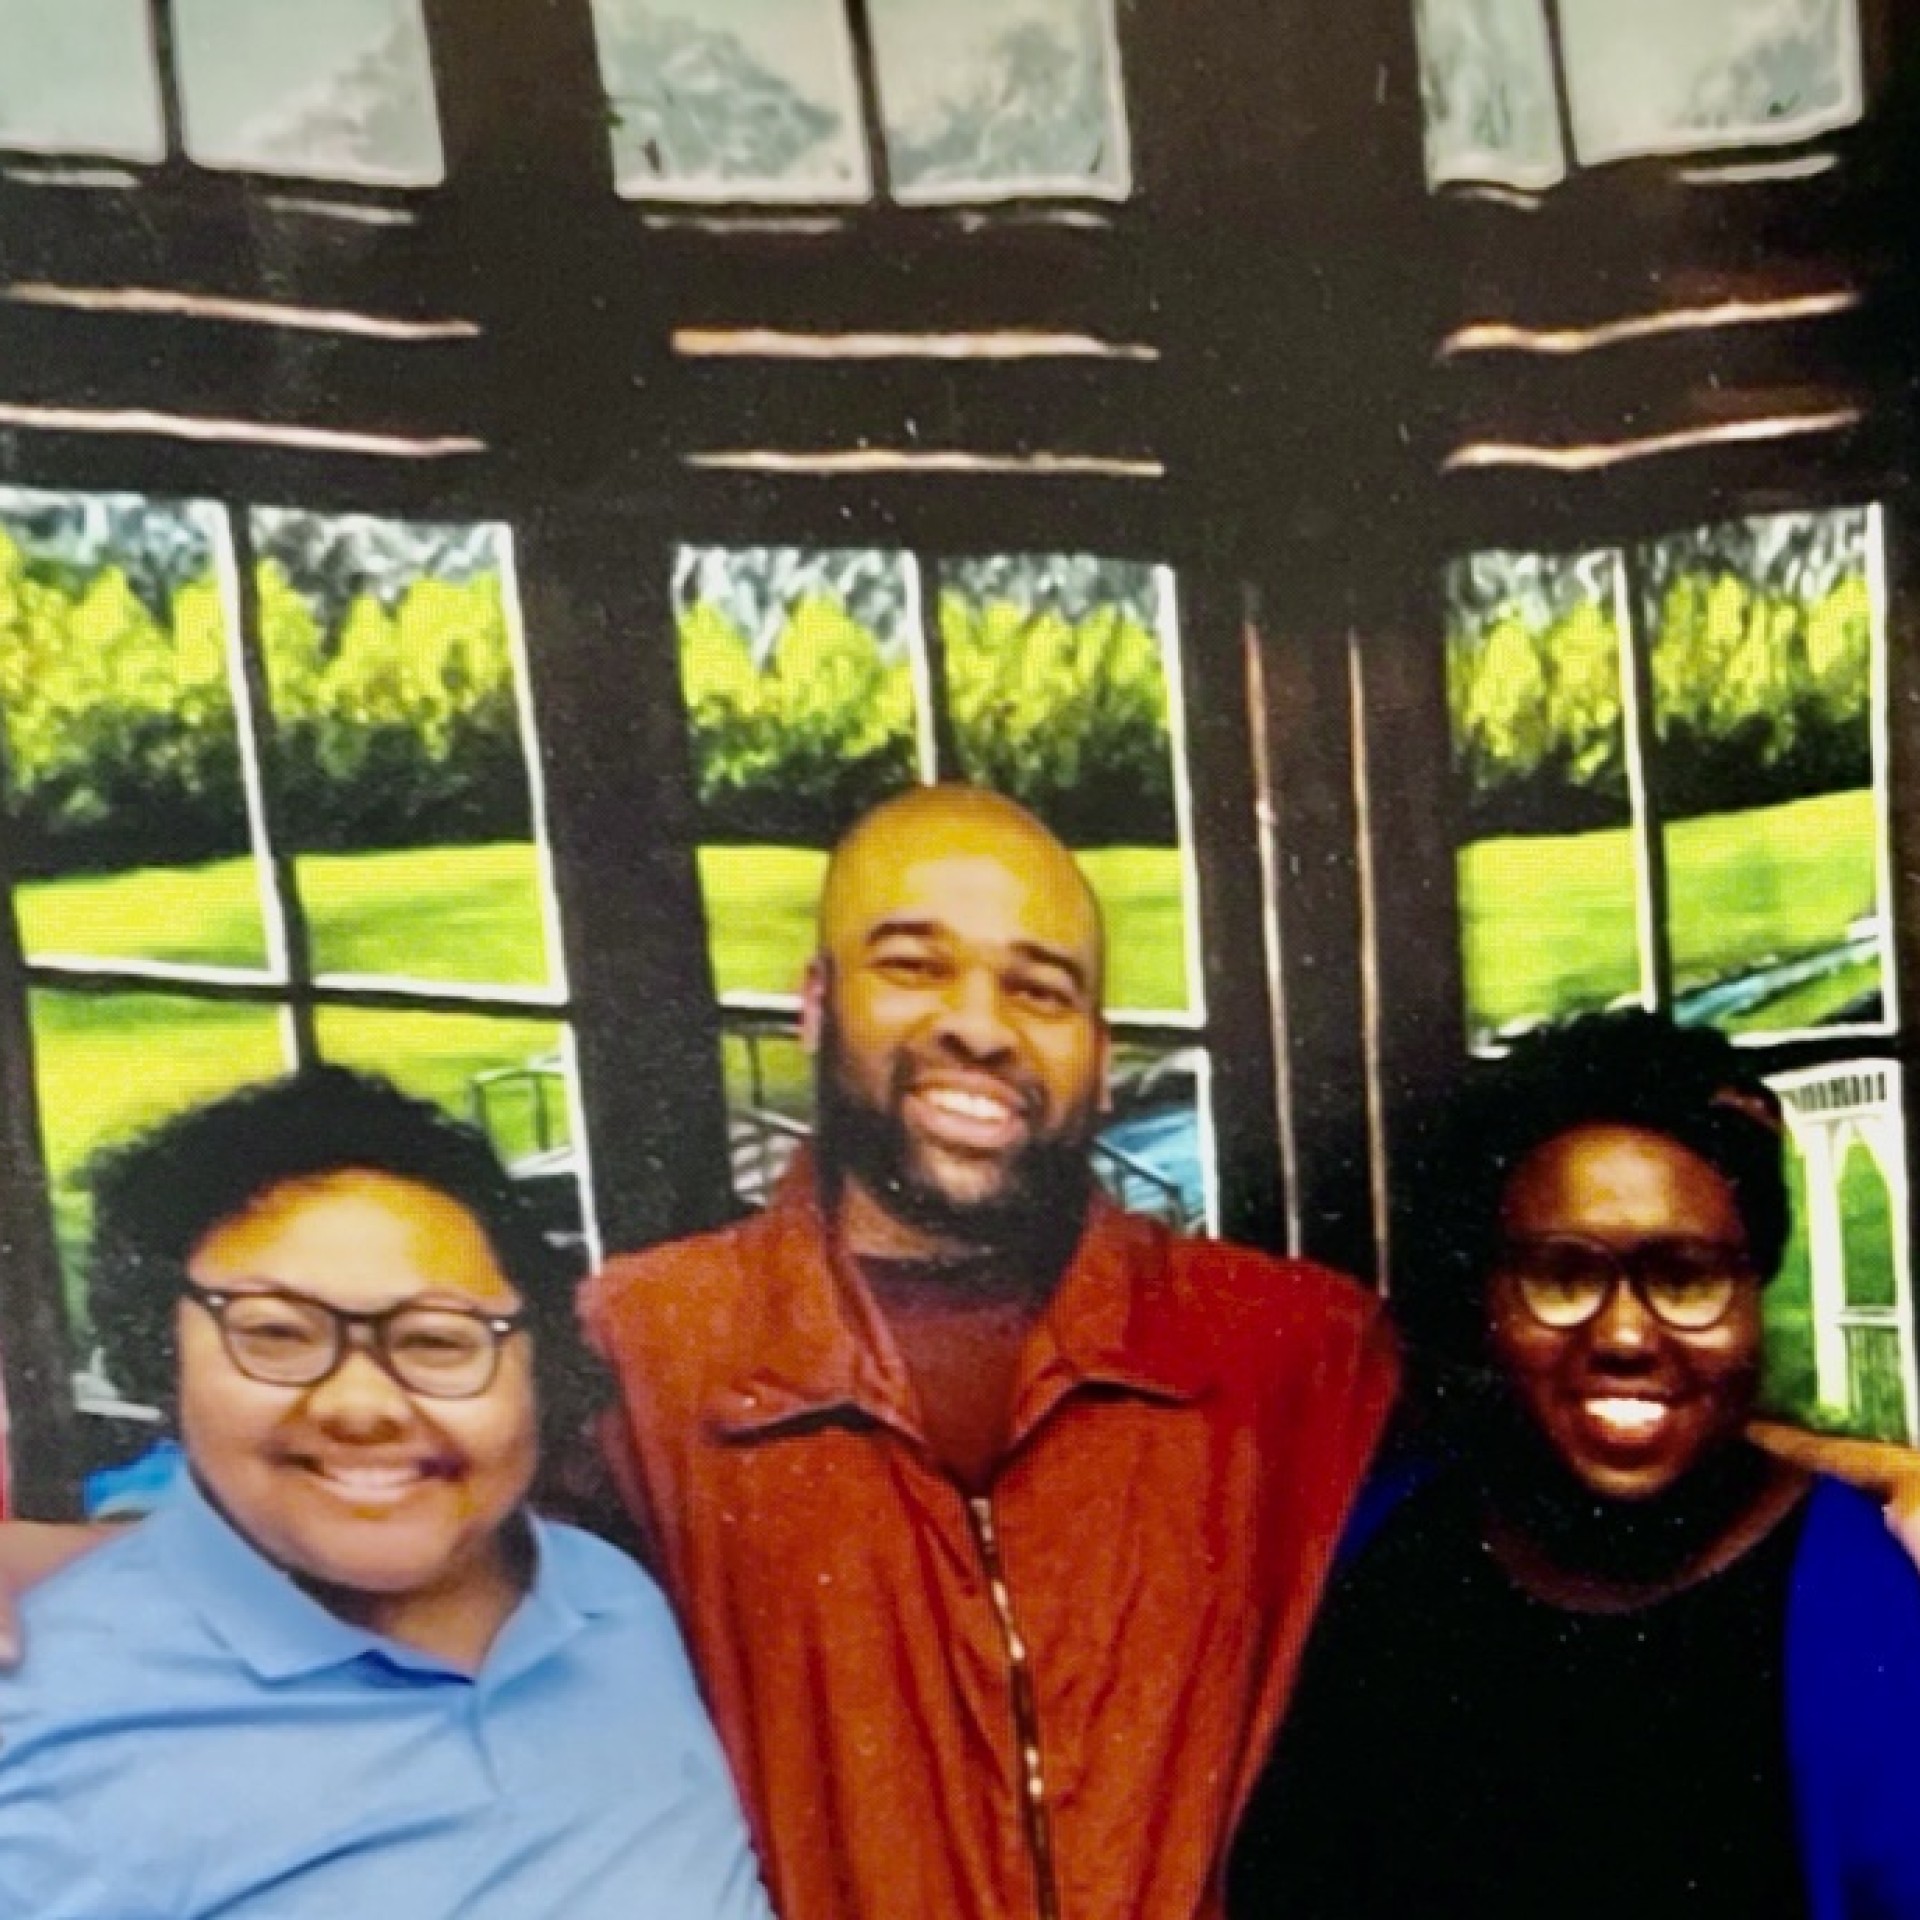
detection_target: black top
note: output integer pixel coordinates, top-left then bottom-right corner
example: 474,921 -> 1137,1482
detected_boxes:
1230,1474 -> 1810,1920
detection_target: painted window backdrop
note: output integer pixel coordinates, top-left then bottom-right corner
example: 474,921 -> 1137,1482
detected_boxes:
1448,506 -> 1887,1045
587,0 -> 1132,203
0,0 -> 445,184
1412,0 -> 1865,192
1445,502 -> 1913,1444
0,488 -> 585,1408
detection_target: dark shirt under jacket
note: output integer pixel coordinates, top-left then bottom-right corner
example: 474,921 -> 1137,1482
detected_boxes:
1229,1474 -> 1809,1920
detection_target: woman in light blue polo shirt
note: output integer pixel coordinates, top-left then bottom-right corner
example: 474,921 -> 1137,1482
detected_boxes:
0,1068 -> 773,1920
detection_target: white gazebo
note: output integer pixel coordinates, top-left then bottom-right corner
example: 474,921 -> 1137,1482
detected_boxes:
1771,1061 -> 1918,1445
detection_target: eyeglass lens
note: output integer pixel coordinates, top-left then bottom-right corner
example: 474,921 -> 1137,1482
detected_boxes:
217,1292 -> 503,1396
1507,1238 -> 1746,1331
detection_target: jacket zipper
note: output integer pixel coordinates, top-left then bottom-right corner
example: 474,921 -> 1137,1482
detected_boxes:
969,1494 -> 1063,1920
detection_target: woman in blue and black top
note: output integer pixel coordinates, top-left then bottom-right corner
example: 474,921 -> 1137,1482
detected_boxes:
1230,1011 -> 1920,1920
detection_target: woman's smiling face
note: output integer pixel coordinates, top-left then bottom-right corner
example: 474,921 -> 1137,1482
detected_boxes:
176,1168 -> 537,1611
1486,1124 -> 1764,1504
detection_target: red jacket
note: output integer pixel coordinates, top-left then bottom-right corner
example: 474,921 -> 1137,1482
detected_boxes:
583,1164 -> 1397,1920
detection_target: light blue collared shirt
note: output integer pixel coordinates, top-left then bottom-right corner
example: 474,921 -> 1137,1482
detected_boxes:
0,1476 -> 772,1920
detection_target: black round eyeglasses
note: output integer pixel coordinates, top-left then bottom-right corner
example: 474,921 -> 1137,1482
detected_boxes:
181,1280 -> 526,1399
1495,1234 -> 1757,1333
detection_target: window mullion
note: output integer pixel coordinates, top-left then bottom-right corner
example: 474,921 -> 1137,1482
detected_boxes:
147,0 -> 188,168
223,504 -> 320,1065
1539,0 -> 1582,178
1616,541 -> 1675,1011
909,550 -> 961,781
1175,562 -> 1280,1250
842,0 -> 894,204
0,772 -> 82,1516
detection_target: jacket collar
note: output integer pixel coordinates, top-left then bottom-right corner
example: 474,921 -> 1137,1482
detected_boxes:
706,1150 -> 1215,1446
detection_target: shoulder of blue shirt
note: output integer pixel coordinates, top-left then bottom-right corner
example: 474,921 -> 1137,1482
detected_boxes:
8,1475 -> 673,1688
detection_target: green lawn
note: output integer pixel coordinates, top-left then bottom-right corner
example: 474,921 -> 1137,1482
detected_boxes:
17,861 -> 273,971
1666,791 -> 1880,1001
1457,824 -> 1640,1038
300,846 -> 554,985
17,844 -> 554,986
1460,790 -> 1881,1038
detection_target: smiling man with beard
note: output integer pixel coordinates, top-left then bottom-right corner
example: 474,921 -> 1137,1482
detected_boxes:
582,784 -> 1399,1920
799,788 -> 1114,1491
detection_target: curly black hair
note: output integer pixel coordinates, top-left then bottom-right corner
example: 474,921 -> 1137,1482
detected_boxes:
85,1067 -> 604,1477
1395,1010 -> 1790,1425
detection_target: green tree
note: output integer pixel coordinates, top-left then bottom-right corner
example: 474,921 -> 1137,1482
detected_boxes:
0,529 -> 243,874
682,594 -> 918,844
944,594 -> 1175,845
1448,512 -> 1875,838
263,561 -> 531,851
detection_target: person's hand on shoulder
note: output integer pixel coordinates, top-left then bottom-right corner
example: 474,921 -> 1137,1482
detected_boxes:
1885,1478 -> 1920,1568
1749,1418 -> 1920,1575
0,1522 -> 114,1665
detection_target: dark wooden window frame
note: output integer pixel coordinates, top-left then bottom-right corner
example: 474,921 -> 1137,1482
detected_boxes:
1355,471 -> 1920,1282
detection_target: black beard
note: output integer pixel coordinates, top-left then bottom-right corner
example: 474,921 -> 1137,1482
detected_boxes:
814,1016 -> 1094,1256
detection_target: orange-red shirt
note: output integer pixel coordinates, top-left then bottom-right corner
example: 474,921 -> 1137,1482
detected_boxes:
583,1165 -> 1398,1920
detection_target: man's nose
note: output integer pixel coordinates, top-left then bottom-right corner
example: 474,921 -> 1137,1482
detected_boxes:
932,966 -> 1017,1059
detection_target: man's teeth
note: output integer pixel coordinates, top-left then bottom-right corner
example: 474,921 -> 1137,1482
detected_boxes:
924,1088 -> 1015,1121
1584,1397 -> 1667,1434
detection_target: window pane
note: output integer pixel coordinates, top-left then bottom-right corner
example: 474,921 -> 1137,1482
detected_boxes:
1558,0 -> 1863,166
1765,1062 -> 1915,1444
939,554 -> 1195,1015
588,0 -> 870,202
173,0 -> 444,185
0,489 -> 270,971
868,0 -> 1130,202
0,0 -> 164,161
253,511 -> 555,991
1411,0 -> 1565,190
1446,548 -> 1640,1048
721,1023 -> 810,1211
1649,508 -> 1886,1037
678,546 -> 921,997
30,989 -> 289,1338
313,1010 -> 586,1250
1100,1042 -> 1213,1233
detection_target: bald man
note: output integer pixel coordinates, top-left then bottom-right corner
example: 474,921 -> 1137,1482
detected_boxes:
583,786 -> 1399,1920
